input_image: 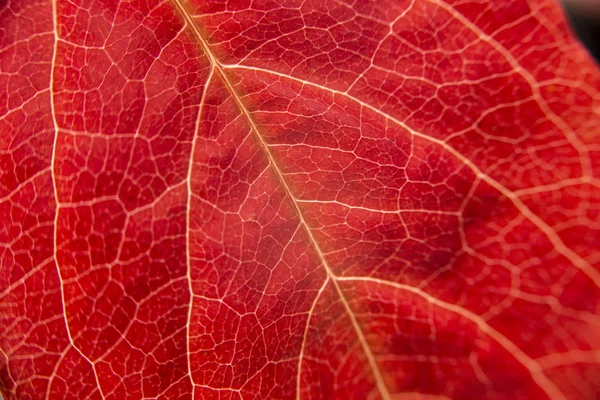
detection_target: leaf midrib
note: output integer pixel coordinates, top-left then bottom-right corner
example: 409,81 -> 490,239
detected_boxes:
170,0 -> 391,399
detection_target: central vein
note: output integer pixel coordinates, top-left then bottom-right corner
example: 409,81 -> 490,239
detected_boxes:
170,0 -> 391,398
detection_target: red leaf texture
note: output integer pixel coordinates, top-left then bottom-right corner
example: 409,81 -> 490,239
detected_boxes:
1,0 -> 600,399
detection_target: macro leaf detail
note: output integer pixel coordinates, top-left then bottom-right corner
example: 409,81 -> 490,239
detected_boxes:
1,0 -> 600,399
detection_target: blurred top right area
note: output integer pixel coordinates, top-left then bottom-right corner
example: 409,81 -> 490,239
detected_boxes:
562,0 -> 600,61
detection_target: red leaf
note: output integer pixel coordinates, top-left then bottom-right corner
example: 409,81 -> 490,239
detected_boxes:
1,0 -> 599,399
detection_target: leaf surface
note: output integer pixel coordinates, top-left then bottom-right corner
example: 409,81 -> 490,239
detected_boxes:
1,0 -> 600,399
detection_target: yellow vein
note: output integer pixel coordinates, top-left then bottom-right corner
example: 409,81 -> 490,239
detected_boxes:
170,1 -> 391,398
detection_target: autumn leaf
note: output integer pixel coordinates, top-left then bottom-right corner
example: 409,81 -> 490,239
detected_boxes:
1,0 -> 599,399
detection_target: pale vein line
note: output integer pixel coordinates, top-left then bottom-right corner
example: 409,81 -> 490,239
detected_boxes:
45,344 -> 73,400
335,276 -> 567,400
222,63 -> 600,289
171,1 -> 391,398
296,276 -> 330,400
0,256 -> 53,299
49,1 -> 104,398
0,167 -> 52,203
0,88 -> 51,122
185,66 -> 215,398
513,176 -> 600,195
296,199 -> 460,216
0,347 -> 13,396
536,349 -> 600,369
